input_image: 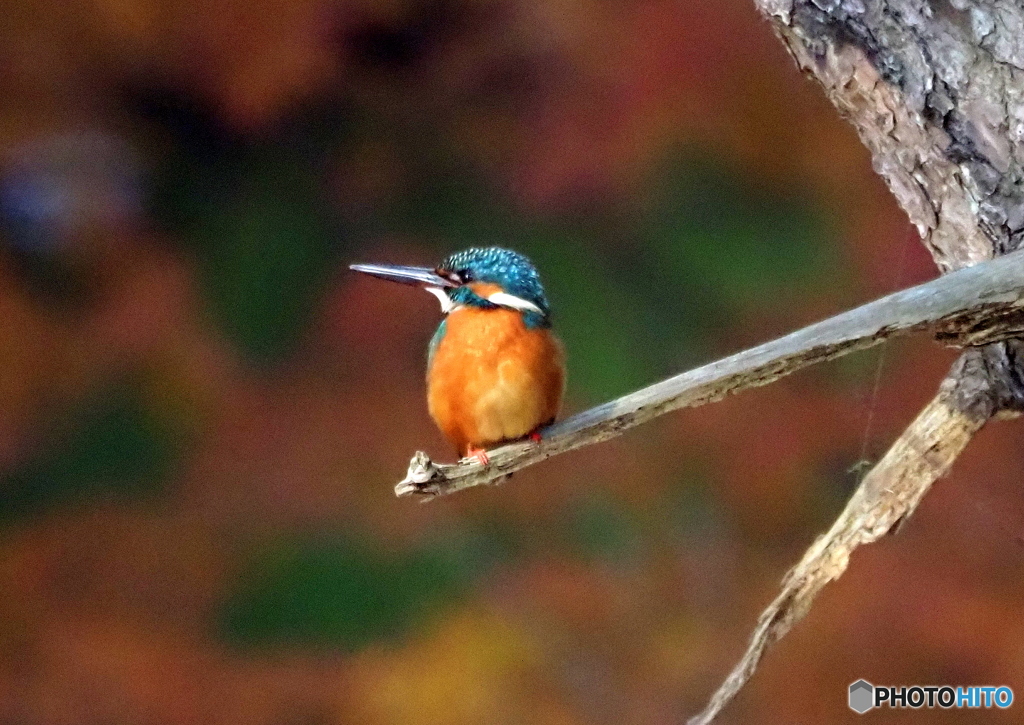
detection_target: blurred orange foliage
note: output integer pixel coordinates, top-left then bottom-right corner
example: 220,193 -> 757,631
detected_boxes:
1,1 -> 1024,724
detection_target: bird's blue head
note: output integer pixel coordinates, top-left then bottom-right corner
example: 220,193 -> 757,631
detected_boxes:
350,246 -> 552,329
437,247 -> 551,328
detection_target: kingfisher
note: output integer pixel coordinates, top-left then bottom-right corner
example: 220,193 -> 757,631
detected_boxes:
350,247 -> 565,464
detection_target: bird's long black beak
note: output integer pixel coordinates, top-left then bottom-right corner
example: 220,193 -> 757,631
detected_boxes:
348,263 -> 458,288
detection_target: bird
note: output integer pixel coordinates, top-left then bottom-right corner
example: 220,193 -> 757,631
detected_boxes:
350,247 -> 564,464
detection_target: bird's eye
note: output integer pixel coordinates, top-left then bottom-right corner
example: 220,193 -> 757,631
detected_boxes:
458,269 -> 473,282
437,268 -> 463,284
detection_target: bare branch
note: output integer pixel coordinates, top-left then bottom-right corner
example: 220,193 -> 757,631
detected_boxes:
687,349 -> 1002,725
394,248 -> 1024,498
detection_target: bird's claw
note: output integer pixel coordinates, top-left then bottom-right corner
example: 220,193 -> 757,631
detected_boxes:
464,447 -> 490,466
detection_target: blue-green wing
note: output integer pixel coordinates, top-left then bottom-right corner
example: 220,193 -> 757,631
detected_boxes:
427,319 -> 447,370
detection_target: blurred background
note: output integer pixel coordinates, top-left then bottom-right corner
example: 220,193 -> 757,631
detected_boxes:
1,0 -> 1023,722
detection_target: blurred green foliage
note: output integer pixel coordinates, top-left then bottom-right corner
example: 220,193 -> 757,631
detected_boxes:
151,117 -> 344,363
644,159 -> 836,310
564,493 -> 645,565
0,384 -> 177,521
220,537 -> 466,650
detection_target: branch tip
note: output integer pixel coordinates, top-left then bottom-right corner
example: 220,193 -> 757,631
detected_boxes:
395,451 -> 446,498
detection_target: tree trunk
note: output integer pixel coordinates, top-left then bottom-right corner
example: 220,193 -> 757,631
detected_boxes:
757,0 -> 1024,405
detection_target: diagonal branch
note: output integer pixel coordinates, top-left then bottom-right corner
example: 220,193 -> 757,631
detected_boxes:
687,348 -> 1002,725
395,248 -> 1024,498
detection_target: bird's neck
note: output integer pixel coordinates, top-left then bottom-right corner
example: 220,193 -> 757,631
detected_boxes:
434,283 -> 550,329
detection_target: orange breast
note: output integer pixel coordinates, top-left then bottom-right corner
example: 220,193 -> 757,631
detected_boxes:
427,307 -> 564,456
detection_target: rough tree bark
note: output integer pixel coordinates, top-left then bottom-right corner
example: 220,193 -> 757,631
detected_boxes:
759,0 -> 1024,384
689,1 -> 1024,722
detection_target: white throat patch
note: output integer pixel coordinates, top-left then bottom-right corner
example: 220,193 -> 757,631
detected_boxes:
425,286 -> 457,314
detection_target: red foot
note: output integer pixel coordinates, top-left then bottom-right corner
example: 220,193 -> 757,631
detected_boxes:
465,446 -> 490,466
528,430 -> 543,444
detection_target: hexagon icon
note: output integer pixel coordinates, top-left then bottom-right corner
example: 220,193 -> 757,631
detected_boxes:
849,680 -> 874,714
